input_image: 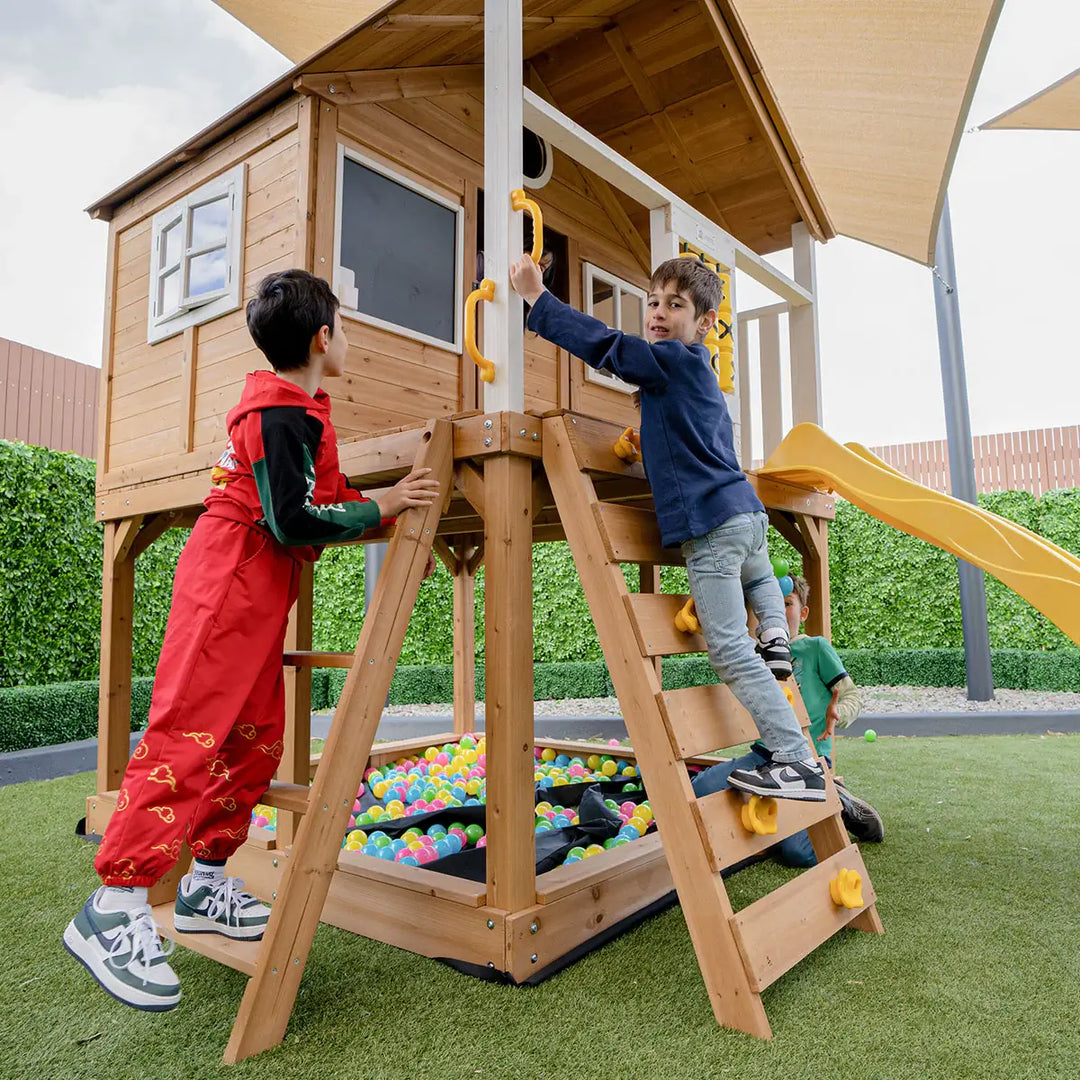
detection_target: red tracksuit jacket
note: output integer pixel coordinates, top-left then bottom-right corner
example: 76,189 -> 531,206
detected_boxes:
96,371 -> 382,886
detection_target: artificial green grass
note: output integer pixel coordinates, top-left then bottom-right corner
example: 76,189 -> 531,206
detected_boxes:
2,735 -> 1078,1080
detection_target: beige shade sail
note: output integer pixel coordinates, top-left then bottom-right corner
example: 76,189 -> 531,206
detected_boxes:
723,0 -> 1003,264
214,0 -> 391,61
212,0 -> 1003,265
980,67 -> 1080,131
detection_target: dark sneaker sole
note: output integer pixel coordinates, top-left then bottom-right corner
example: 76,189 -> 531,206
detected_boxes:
62,925 -> 180,1011
726,775 -> 827,802
837,789 -> 885,843
173,914 -> 266,940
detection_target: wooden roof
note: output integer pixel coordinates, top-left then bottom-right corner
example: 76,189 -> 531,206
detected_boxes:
92,1 -> 1002,264
981,67 -> 1080,131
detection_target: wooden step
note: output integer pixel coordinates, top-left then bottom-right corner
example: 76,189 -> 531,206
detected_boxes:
283,651 -> 353,668
692,783 -> 843,872
259,781 -> 311,814
151,903 -> 260,976
593,502 -> 684,565
625,593 -> 706,655
657,684 -> 760,759
730,847 -> 875,992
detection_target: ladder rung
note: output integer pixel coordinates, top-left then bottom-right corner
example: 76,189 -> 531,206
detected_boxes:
151,903 -> 259,975
625,593 -> 706,655
260,781 -> 311,815
593,502 -> 685,565
658,684 -> 759,759
692,784 -> 842,872
283,651 -> 353,668
730,847 -> 875,992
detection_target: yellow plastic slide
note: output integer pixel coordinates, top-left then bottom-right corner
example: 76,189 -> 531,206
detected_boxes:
759,424 -> 1080,647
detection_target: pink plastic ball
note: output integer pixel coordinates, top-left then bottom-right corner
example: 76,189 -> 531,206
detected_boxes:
476,836 -> 487,848
608,739 -> 620,747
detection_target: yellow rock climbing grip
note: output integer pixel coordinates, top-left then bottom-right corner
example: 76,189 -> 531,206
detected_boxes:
829,868 -> 864,909
674,598 -> 700,634
740,794 -> 778,836
612,426 -> 640,462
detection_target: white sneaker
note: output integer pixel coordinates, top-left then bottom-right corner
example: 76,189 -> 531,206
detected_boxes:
174,875 -> 271,940
63,888 -> 181,1011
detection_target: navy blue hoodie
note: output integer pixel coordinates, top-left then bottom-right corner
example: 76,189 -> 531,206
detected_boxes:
527,289 -> 762,547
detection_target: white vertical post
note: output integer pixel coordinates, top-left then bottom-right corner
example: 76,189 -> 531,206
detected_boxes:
760,313 -> 783,460
649,206 -> 679,267
789,221 -> 822,426
482,0 -> 524,413
736,317 -> 753,469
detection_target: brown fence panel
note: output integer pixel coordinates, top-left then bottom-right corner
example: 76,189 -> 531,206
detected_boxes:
868,425 -> 1080,496
0,337 -> 98,458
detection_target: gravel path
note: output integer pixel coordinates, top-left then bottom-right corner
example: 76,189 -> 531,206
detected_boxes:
381,685 -> 1080,718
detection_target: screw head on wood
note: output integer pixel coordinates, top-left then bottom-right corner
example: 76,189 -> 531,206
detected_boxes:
529,922 -> 538,934
484,437 -> 492,447
530,953 -> 538,963
483,419 -> 493,429
487,919 -> 495,929
519,429 -> 526,436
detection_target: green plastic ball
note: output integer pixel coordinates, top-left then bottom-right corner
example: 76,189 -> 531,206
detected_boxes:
864,729 -> 877,743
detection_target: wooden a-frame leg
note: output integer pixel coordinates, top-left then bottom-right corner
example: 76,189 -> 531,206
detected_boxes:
223,421 -> 453,1064
98,520 -> 136,792
543,416 -> 772,1039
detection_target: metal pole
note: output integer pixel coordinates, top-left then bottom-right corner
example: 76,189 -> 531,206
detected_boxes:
932,194 -> 993,701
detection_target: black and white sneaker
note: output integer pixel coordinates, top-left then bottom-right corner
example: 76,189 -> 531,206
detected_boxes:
836,782 -> 885,843
755,627 -> 793,680
727,757 -> 827,801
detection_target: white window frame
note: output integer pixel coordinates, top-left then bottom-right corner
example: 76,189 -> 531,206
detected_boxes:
333,146 -> 464,354
582,262 -> 646,395
146,163 -> 246,345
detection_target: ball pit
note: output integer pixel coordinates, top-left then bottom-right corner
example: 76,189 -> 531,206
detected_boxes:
250,735 -> 649,872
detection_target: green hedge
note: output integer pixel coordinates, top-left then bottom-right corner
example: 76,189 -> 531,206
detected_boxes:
7,438 -> 1080,692
5,648 -> 1080,753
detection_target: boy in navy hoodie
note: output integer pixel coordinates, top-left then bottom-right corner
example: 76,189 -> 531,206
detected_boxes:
64,270 -> 439,1011
511,253 -> 824,804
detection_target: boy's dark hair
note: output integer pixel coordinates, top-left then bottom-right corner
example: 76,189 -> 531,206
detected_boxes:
649,257 -> 722,318
791,574 -> 811,607
246,269 -> 339,372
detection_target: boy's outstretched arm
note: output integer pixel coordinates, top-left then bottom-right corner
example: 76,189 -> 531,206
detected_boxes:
254,408 -> 438,546
509,253 -> 668,389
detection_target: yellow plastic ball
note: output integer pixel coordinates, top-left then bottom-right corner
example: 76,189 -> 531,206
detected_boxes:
541,747 -> 557,762
586,755 -> 601,771
627,816 -> 648,836
601,760 -> 618,777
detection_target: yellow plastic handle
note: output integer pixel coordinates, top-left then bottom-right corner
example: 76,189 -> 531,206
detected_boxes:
512,188 -> 544,264
674,597 -> 700,635
465,278 -> 496,383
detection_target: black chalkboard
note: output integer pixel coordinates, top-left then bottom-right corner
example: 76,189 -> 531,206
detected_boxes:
339,157 -> 458,344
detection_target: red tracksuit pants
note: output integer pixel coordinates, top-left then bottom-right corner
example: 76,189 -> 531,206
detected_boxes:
96,510 -> 301,887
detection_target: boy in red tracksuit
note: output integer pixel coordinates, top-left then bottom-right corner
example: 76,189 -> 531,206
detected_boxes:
64,269 -> 439,1011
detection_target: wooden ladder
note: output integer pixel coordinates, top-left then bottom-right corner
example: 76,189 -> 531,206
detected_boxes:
154,418 -> 454,1063
542,414 -> 884,1038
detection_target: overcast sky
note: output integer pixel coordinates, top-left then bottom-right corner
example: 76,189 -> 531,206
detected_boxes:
1,0 -> 1078,453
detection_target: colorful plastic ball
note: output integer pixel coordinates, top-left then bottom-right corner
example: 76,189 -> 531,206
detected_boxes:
778,574 -> 794,597
864,729 -> 878,742
445,834 -> 463,853
399,855 -> 420,867
563,854 -> 581,865
541,748 -> 557,762
434,839 -> 452,858
464,824 -> 485,846
584,844 -> 605,858
555,754 -> 571,768
476,836 -> 487,848
601,760 -> 618,777
618,825 -> 640,841
771,557 -> 789,578
568,846 -> 586,859
415,847 -> 438,865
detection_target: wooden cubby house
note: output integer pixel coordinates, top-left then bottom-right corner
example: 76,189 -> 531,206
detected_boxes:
85,1 -> 888,1063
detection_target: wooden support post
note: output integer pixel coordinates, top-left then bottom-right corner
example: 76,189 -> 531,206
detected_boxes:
452,542 -> 477,735
797,515 -> 831,639
483,453 -> 535,913
98,521 -> 136,791
278,561 -> 314,847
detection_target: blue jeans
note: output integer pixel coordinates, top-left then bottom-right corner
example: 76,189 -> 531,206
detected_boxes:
692,749 -> 817,868
681,512 -> 811,763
